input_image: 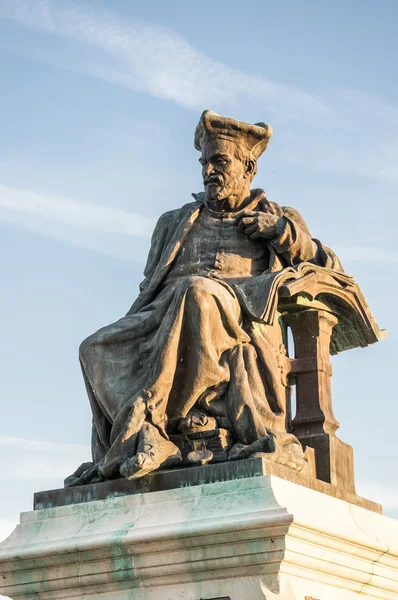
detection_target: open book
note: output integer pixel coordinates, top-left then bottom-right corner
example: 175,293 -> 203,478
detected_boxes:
233,263 -> 386,354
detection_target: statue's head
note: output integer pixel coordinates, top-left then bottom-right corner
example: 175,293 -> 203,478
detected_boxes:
194,110 -> 272,203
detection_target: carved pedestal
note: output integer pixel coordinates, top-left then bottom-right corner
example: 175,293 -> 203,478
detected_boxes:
284,308 -> 355,492
0,468 -> 396,600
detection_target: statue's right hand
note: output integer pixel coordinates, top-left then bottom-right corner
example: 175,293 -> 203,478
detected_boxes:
235,210 -> 283,239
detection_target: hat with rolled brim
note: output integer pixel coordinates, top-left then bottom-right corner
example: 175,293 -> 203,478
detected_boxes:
194,110 -> 272,160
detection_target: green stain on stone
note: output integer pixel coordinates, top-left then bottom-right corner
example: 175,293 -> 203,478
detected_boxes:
108,521 -> 137,590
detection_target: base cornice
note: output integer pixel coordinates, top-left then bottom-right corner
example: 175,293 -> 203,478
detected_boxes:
0,473 -> 396,600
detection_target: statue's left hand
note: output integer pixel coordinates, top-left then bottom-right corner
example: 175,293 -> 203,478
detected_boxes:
236,210 -> 284,239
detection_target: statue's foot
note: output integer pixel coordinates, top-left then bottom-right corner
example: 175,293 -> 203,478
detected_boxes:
120,420 -> 182,480
64,462 -> 105,488
120,439 -> 182,479
185,448 -> 213,466
178,412 -> 217,434
228,435 -> 275,461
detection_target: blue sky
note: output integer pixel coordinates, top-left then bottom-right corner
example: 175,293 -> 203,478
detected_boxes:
0,0 -> 398,555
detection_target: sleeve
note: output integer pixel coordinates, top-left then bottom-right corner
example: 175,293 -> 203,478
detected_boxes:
270,206 -> 344,272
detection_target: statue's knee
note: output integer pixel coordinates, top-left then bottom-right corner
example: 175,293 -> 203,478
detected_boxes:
186,275 -> 205,288
185,276 -> 214,303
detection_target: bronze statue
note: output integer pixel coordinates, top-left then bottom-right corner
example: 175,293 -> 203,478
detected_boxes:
66,111 -> 384,489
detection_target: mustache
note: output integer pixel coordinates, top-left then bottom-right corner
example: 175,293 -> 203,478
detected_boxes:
204,174 -> 224,186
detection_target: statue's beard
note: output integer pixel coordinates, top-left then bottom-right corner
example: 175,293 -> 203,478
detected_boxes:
205,177 -> 244,202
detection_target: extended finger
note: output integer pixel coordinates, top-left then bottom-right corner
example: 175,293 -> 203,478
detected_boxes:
249,230 -> 262,239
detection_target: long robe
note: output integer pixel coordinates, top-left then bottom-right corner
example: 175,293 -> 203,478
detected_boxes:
79,189 -> 343,478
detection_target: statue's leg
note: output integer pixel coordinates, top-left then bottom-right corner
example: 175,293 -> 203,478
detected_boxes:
80,359 -> 112,464
114,276 -> 247,479
98,394 -> 147,478
76,276 -> 262,482
64,358 -> 114,487
103,276 -> 250,480
163,276 -> 250,420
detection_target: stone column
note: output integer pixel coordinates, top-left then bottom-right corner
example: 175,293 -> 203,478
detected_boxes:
284,309 -> 355,493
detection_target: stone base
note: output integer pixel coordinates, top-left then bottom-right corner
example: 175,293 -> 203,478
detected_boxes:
34,456 -> 381,513
299,433 -> 356,492
1,464 -> 396,599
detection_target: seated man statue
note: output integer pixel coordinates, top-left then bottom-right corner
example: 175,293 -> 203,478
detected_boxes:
69,110 -> 343,487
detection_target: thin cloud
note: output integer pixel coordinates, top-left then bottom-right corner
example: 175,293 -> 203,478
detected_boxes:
0,0 -> 326,117
0,184 -> 153,237
0,436 -> 90,482
0,184 -> 154,260
0,1 -> 397,184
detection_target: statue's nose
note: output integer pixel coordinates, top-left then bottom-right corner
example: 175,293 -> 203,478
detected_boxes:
204,163 -> 215,177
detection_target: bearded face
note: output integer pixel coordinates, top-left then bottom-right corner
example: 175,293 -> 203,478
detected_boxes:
199,139 -> 250,203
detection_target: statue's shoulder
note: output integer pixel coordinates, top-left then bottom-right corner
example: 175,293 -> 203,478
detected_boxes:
281,205 -> 304,219
259,198 -> 284,216
259,198 -> 300,218
157,201 -> 200,228
259,198 -> 311,235
281,205 -> 312,235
